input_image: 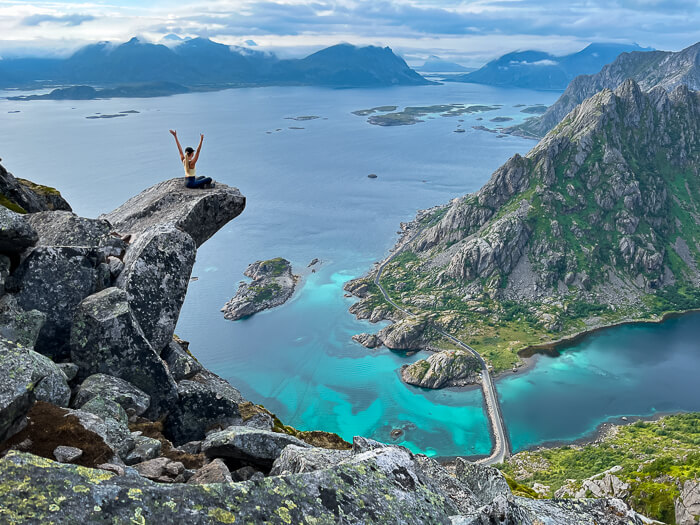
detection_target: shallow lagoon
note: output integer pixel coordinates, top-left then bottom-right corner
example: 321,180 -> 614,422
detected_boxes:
2,83 -> 699,456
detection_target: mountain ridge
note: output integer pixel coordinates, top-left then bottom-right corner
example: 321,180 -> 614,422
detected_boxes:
0,37 -> 430,91
346,79 -> 700,371
449,43 -> 653,90
513,41 -> 700,137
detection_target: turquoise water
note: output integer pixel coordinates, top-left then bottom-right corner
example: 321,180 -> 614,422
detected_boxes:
2,83 -> 699,457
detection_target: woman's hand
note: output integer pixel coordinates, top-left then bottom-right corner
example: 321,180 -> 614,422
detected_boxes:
169,129 -> 177,137
200,134 -> 204,142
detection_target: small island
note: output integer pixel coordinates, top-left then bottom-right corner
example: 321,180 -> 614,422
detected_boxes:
354,104 -> 501,126
221,258 -> 298,320
401,350 -> 481,389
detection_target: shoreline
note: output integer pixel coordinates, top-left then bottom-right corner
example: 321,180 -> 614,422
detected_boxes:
517,308 -> 700,359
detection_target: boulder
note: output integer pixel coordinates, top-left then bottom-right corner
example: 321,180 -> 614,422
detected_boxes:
70,288 -> 177,418
455,458 -> 511,507
352,436 -> 392,454
164,370 -> 244,445
72,374 -> 150,417
0,294 -> 46,348
115,224 -> 196,353
13,245 -> 103,359
161,339 -> 203,382
56,363 -> 79,382
676,479 -> 700,525
401,350 -> 481,389
133,457 -> 185,483
53,446 -> 83,463
352,332 -> 382,348
270,445 -> 352,475
231,465 -> 264,482
0,339 -> 71,420
100,178 -> 246,248
0,206 -> 38,254
124,435 -> 162,466
67,408 -> 135,460
79,396 -> 129,427
202,426 -> 311,471
24,211 -> 112,249
187,458 -> 233,484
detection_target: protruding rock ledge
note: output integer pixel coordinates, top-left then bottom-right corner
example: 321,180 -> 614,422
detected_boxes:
100,178 -> 246,248
401,349 -> 481,389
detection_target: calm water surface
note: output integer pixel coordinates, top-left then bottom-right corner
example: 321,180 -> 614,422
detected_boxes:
2,84 -> 699,456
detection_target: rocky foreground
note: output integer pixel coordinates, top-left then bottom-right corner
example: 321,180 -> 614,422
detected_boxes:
0,163 -> 656,523
221,257 -> 298,321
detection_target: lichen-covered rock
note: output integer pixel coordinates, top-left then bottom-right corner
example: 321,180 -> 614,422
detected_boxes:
12,245 -> 103,359
202,425 -> 311,471
161,339 -> 203,382
187,458 -> 233,484
221,258 -> 298,321
124,435 -> 163,466
0,447 -> 458,524
116,224 -> 196,354
70,288 -> 177,418
100,178 -> 246,248
0,294 -> 46,348
270,444 -> 352,475
56,362 -> 79,382
675,479 -> 700,525
401,350 -> 481,389
0,206 -> 37,254
455,457 -> 511,506
0,338 -> 71,417
66,408 -> 135,460
164,370 -> 244,445
72,373 -> 151,417
24,211 -> 113,249
79,396 -> 129,427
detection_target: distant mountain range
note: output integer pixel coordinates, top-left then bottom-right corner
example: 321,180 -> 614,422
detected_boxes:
512,41 -> 700,138
450,43 -> 653,90
418,56 -> 472,73
0,37 -> 431,95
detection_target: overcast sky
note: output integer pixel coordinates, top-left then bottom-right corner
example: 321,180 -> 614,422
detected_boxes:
0,0 -> 698,65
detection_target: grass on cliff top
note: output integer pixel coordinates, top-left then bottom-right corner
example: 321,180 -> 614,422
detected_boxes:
16,178 -> 62,196
0,192 -> 27,213
498,413 -> 700,524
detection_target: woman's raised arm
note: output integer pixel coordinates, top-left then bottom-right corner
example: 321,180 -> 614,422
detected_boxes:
192,134 -> 204,165
169,129 -> 184,161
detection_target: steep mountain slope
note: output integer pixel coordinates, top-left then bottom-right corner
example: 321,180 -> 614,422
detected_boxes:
451,43 -> 651,90
0,38 -> 430,90
347,80 -> 700,370
516,41 -> 700,137
418,56 -> 471,73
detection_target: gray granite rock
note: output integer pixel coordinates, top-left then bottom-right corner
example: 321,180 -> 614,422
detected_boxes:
676,479 -> 700,525
56,362 -> 79,382
13,245 -> 103,359
0,163 -> 71,213
70,288 -> 177,419
0,294 -> 46,348
124,435 -> 162,466
164,370 -> 244,445
455,458 -> 511,507
187,459 -> 233,484
270,444 -> 352,475
79,396 -> 129,427
0,206 -> 37,254
0,338 -> 71,412
72,373 -> 150,417
100,178 -> 246,249
116,224 -> 196,354
24,211 -> 112,249
202,426 -> 311,471
67,408 -> 135,460
161,339 -> 203,382
53,446 -> 83,463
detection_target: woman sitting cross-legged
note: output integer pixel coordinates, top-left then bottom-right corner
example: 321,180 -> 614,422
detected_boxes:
169,129 -> 214,189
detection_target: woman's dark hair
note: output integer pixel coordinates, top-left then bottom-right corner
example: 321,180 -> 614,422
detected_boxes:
185,147 -> 195,155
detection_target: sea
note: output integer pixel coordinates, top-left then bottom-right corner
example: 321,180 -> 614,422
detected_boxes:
2,82 -> 699,457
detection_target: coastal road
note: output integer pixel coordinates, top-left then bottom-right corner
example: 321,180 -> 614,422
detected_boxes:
373,227 -> 511,466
